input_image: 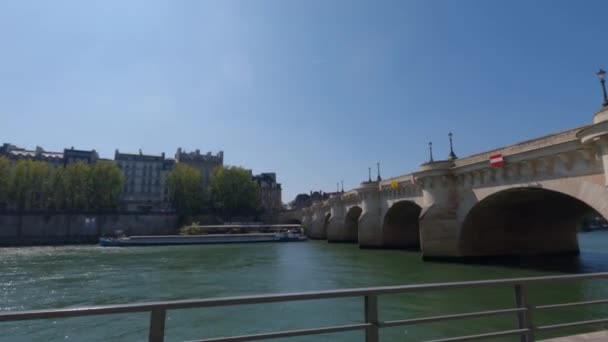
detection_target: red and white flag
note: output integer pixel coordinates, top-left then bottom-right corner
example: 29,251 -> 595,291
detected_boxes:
489,154 -> 504,167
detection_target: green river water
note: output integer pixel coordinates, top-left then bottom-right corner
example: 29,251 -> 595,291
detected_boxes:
3,232 -> 608,341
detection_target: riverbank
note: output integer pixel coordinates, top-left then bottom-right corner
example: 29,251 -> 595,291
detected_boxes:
0,212 -> 300,247
0,213 -> 177,246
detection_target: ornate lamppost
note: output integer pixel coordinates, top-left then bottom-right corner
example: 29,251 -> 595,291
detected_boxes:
428,142 -> 434,162
597,68 -> 608,107
448,132 -> 457,160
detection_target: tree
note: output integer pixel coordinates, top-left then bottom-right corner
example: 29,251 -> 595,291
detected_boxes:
210,166 -> 259,218
29,160 -> 53,210
7,159 -> 53,211
3,159 -> 124,212
9,160 -> 33,211
62,162 -> 91,211
48,167 -> 67,210
0,157 -> 10,206
88,161 -> 124,210
166,163 -> 205,219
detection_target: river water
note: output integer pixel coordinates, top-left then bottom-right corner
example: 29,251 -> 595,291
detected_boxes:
2,232 -> 608,342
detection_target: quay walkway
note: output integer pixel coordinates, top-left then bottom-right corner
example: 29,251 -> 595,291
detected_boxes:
182,224 -> 302,233
2,273 -> 608,341
541,331 -> 608,341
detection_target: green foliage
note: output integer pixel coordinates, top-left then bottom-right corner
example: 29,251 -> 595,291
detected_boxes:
167,164 -> 261,220
62,162 -> 91,211
0,157 -> 11,204
179,222 -> 206,235
48,167 -> 66,210
88,161 -> 124,210
210,166 -> 259,218
3,159 -> 123,212
29,160 -> 53,210
7,160 -> 57,211
8,160 -> 53,210
166,163 -> 206,219
8,160 -> 30,210
1,157 -> 260,218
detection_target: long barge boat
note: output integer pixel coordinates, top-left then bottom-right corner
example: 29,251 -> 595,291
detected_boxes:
99,231 -> 307,247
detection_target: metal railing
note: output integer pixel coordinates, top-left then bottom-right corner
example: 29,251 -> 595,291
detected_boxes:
2,272 -> 608,342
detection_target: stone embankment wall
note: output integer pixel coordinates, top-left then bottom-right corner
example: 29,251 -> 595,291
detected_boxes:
0,213 -> 178,246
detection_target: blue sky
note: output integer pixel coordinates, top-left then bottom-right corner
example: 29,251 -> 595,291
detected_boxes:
1,0 -> 607,202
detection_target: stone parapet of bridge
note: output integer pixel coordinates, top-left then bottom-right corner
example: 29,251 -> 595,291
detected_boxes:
300,105 -> 608,259
453,126 -> 587,168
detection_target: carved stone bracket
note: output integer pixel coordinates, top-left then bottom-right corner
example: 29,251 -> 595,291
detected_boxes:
519,160 -> 535,179
556,152 -> 574,171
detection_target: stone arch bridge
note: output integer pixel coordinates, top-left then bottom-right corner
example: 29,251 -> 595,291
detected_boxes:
297,106 -> 608,259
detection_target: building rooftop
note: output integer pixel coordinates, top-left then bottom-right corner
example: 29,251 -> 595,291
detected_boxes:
6,145 -> 64,160
175,148 -> 224,162
115,149 -> 166,161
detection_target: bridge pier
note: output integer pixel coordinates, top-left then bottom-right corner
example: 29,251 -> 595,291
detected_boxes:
308,204 -> 329,240
419,205 -> 462,258
358,211 -> 382,247
326,196 -> 347,242
302,208 -> 313,235
357,182 -> 383,248
326,216 -> 345,242
309,215 -> 325,239
414,161 -> 463,258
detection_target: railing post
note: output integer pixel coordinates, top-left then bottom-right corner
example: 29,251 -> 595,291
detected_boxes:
514,284 -> 535,342
149,309 -> 166,342
365,295 -> 379,342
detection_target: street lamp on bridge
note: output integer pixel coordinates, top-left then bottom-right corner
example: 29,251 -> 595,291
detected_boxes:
448,132 -> 457,160
597,68 -> 608,107
428,142 -> 434,162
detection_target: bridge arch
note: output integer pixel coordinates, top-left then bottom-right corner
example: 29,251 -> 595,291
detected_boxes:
459,185 -> 607,256
382,200 -> 422,248
342,206 -> 362,243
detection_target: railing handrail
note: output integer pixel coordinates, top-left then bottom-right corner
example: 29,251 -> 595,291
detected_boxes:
3,272 -> 608,341
2,272 -> 608,322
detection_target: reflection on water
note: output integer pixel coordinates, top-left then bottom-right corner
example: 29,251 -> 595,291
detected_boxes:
1,231 -> 608,341
434,252 -> 608,274
446,230 -> 608,273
